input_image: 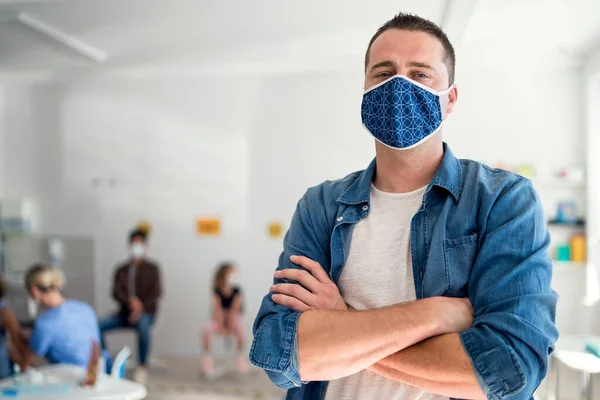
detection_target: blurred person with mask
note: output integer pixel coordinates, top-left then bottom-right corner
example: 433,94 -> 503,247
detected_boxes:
21,265 -> 100,369
251,12 -> 558,400
99,228 -> 162,384
201,262 -> 246,376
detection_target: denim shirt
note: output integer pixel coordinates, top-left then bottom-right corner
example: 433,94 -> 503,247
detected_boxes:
250,143 -> 558,400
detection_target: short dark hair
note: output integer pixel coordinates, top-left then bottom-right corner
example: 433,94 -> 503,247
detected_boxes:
129,229 -> 147,243
365,13 -> 456,85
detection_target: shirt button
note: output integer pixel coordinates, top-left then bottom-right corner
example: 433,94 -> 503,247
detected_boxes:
336,216 -> 344,222
362,205 -> 369,211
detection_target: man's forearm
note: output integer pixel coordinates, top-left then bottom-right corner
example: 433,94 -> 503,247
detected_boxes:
368,333 -> 486,400
298,298 -> 444,381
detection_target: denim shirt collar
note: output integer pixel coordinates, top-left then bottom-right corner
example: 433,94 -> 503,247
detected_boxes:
337,142 -> 463,205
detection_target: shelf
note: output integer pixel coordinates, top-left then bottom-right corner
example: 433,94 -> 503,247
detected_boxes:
553,261 -> 586,271
553,260 -> 586,266
533,179 -> 586,189
548,219 -> 586,227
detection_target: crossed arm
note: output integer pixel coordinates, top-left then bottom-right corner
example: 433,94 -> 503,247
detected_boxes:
368,334 -> 484,398
271,256 -> 486,399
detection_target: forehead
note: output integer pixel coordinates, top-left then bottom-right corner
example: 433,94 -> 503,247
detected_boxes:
368,29 -> 446,67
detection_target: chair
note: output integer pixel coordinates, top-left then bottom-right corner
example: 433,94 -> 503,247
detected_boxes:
547,335 -> 600,400
104,329 -> 161,369
101,350 -> 112,374
110,346 -> 131,379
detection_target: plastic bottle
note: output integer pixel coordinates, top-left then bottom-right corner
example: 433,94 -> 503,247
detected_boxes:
570,233 -> 586,262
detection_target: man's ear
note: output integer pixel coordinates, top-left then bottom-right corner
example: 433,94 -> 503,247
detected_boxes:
445,85 -> 458,116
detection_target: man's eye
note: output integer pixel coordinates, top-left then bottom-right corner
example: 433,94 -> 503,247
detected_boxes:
376,72 -> 392,78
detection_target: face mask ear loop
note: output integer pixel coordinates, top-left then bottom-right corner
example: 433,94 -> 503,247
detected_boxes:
438,83 -> 455,123
438,83 -> 454,96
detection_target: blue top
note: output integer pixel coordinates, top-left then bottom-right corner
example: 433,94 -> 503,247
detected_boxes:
250,143 -> 559,400
30,299 -> 100,367
0,301 -> 11,379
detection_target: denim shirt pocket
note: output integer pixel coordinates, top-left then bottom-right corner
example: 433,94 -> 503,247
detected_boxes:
443,233 -> 479,297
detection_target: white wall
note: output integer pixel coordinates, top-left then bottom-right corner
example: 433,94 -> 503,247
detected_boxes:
0,71 -> 376,356
1,84 -> 63,220
448,57 -> 585,169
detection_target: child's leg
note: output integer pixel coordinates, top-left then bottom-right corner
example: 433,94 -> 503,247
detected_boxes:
202,319 -> 218,353
201,319 -> 218,375
229,313 -> 246,352
226,312 -> 247,373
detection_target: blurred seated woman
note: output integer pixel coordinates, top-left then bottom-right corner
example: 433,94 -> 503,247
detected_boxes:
22,264 -> 100,368
202,262 -> 246,375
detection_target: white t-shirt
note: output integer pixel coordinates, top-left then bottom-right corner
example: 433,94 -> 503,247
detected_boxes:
324,184 -> 448,400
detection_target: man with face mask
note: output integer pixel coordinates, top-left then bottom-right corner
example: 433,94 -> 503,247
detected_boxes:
250,13 -> 558,400
99,228 -> 162,385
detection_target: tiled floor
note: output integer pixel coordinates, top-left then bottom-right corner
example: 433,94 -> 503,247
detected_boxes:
147,396 -> 271,400
142,357 -> 283,400
142,356 -> 600,400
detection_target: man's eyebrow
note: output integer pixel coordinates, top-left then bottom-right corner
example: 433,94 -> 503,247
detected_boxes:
407,61 -> 437,72
369,60 -> 396,72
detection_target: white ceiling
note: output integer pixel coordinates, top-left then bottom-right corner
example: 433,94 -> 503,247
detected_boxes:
0,0 -> 446,76
0,0 -> 599,79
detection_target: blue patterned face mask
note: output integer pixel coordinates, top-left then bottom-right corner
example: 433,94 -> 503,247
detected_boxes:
361,74 -> 453,150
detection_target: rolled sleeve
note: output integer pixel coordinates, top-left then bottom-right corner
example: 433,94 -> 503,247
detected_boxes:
251,310 -> 302,388
250,191 -> 331,389
460,178 -> 558,400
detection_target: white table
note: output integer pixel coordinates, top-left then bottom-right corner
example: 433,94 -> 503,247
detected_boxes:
548,335 -> 600,400
0,364 -> 147,400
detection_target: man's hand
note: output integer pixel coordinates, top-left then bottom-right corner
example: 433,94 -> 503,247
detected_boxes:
128,296 -> 143,325
128,310 -> 142,325
129,296 -> 143,311
270,256 -> 347,312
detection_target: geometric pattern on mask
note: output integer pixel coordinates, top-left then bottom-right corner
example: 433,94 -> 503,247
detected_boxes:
361,76 -> 443,149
